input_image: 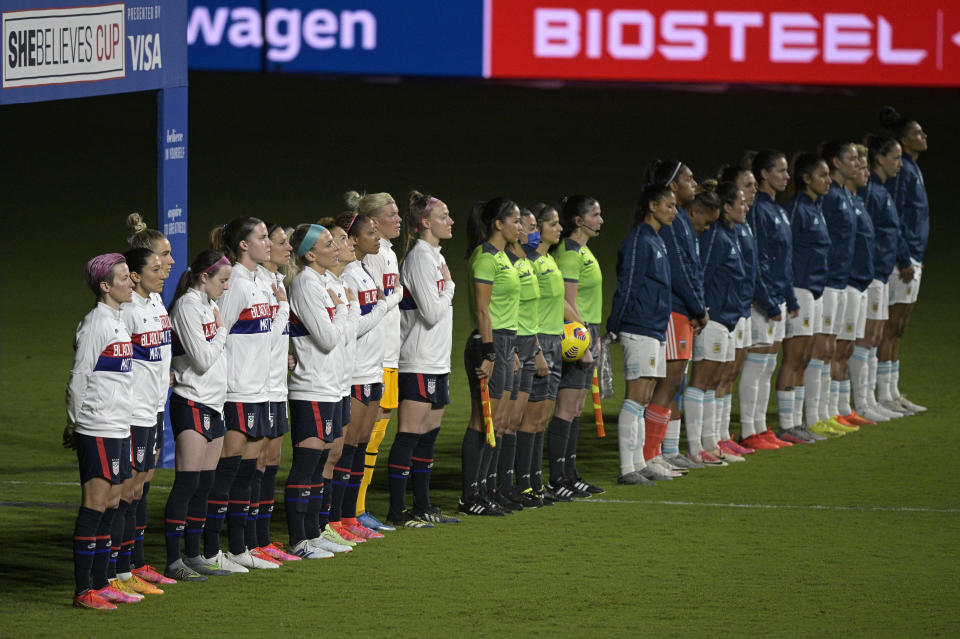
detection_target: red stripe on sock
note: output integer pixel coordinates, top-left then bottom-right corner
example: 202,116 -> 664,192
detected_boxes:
286,484 -> 311,489
74,536 -> 97,541
411,456 -> 433,463
186,516 -> 205,522
208,500 -> 228,505
165,519 -> 186,524
388,464 -> 409,470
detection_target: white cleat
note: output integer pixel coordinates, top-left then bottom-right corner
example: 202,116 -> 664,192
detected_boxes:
862,407 -> 891,423
897,396 -> 927,413
308,536 -> 352,554
225,549 -> 278,569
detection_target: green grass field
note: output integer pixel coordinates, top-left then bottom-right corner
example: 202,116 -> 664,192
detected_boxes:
1,76 -> 959,637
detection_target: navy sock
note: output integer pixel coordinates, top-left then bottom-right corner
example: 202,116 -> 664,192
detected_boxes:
343,442 -> 366,520
547,416 -> 571,484
319,474 -> 332,531
204,455 -> 240,559
245,469 -> 262,550
330,445 -> 356,524
227,458 -> 256,555
73,506 -> 102,595
387,432 -> 419,517
515,431 -> 534,492
133,482 -> 149,568
285,447 -> 321,545
460,428 -> 484,500
92,507 -> 115,590
185,470 -> 214,559
531,431 -> 545,491
565,416 -> 581,480
258,464 -> 279,547
497,433 -> 517,495
412,428 -> 440,512
109,500 -> 130,578
306,449 -> 330,537
164,470 -> 199,565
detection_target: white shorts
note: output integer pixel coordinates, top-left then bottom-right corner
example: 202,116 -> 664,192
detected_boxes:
785,288 -> 822,338
734,316 -> 749,349
866,279 -> 890,321
820,287 -> 846,336
620,332 -> 667,380
693,321 -> 736,363
750,302 -> 786,346
889,260 -> 922,305
838,286 -> 867,341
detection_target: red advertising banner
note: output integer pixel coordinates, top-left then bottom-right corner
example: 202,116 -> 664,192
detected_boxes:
487,0 -> 960,86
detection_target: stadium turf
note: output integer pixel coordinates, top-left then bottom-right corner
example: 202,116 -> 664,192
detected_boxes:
1,76 -> 958,637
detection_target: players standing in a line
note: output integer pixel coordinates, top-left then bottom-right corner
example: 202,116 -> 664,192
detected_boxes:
67,254 -> 137,610
548,195 -> 606,498
878,106 -> 929,415
251,223 -> 298,564
352,191 -> 406,533
285,224 -> 356,558
387,191 -> 459,525
205,218 -> 280,570
739,150 -> 800,450
164,250 -> 233,580
777,154 -> 832,444
459,198 -> 522,516
607,184 -> 677,485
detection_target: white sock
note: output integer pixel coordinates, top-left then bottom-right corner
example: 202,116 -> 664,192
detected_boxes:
867,347 -> 879,407
838,379 -> 852,415
701,390 -> 718,451
720,394 -> 732,441
755,353 -> 777,432
663,419 -> 682,455
877,361 -> 893,402
891,360 -> 902,399
804,359 -> 823,428
738,353 -> 766,438
850,346 -> 870,412
793,386 -> 805,428
684,387 -> 705,455
819,364 -> 832,422
633,412 -> 648,471
829,379 -> 840,417
617,399 -> 644,475
776,389 -> 795,431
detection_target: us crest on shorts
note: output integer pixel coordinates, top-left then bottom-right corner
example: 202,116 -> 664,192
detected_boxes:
325,420 -> 333,436
203,414 -> 211,431
427,378 -> 436,395
136,446 -> 146,464
111,458 -> 120,475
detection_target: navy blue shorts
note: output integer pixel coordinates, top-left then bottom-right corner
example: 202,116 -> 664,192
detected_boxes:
130,425 -> 157,472
170,393 -> 226,441
290,400 -> 343,445
351,383 -> 384,407
340,395 -> 352,428
268,401 -> 290,438
153,412 -> 165,462
399,372 -> 450,408
224,401 -> 270,439
77,434 -> 132,485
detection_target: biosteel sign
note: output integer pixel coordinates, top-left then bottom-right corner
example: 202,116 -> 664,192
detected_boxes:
486,0 -> 960,86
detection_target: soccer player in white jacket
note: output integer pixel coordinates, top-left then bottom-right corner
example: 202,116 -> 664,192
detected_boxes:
66,253 -> 136,610
286,223 -> 358,558
386,191 -> 458,526
163,249 -> 233,580
205,217 -> 280,570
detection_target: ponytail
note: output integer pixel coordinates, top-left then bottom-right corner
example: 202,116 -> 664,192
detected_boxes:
169,249 -> 228,313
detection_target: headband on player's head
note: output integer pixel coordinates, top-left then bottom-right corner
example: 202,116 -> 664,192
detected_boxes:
202,256 -> 231,274
416,197 -> 438,232
666,161 -> 683,185
297,224 -> 327,257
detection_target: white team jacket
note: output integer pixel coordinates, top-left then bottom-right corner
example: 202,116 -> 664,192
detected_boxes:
399,239 -> 455,375
362,238 -> 401,369
219,263 -> 275,404
325,270 -> 360,396
170,288 -> 228,415
257,265 -> 291,403
121,291 -> 172,427
66,303 -> 134,438
342,259 -> 399,385
288,267 -> 359,403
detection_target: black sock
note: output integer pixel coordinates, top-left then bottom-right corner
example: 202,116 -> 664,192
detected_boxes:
484,436 -> 502,495
531,431 -> 545,491
133,482 -> 149,568
547,416 -> 571,484
460,429 -> 484,500
497,434 -> 517,495
515,431 -> 534,492
110,500 -> 130,578
330,445 -> 356,524
245,469 -> 263,550
258,464 -> 279,547
186,470 -> 214,559
387,432 -> 419,517
565,416 -> 581,480
343,442 -> 366,520
164,470 -> 199,565
92,507 -> 115,590
227,458 -> 256,555
204,455 -> 240,559
319,473 -> 333,530
73,506 -> 102,595
412,428 -> 440,512
285,447 -> 321,546
306,449 -> 330,537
